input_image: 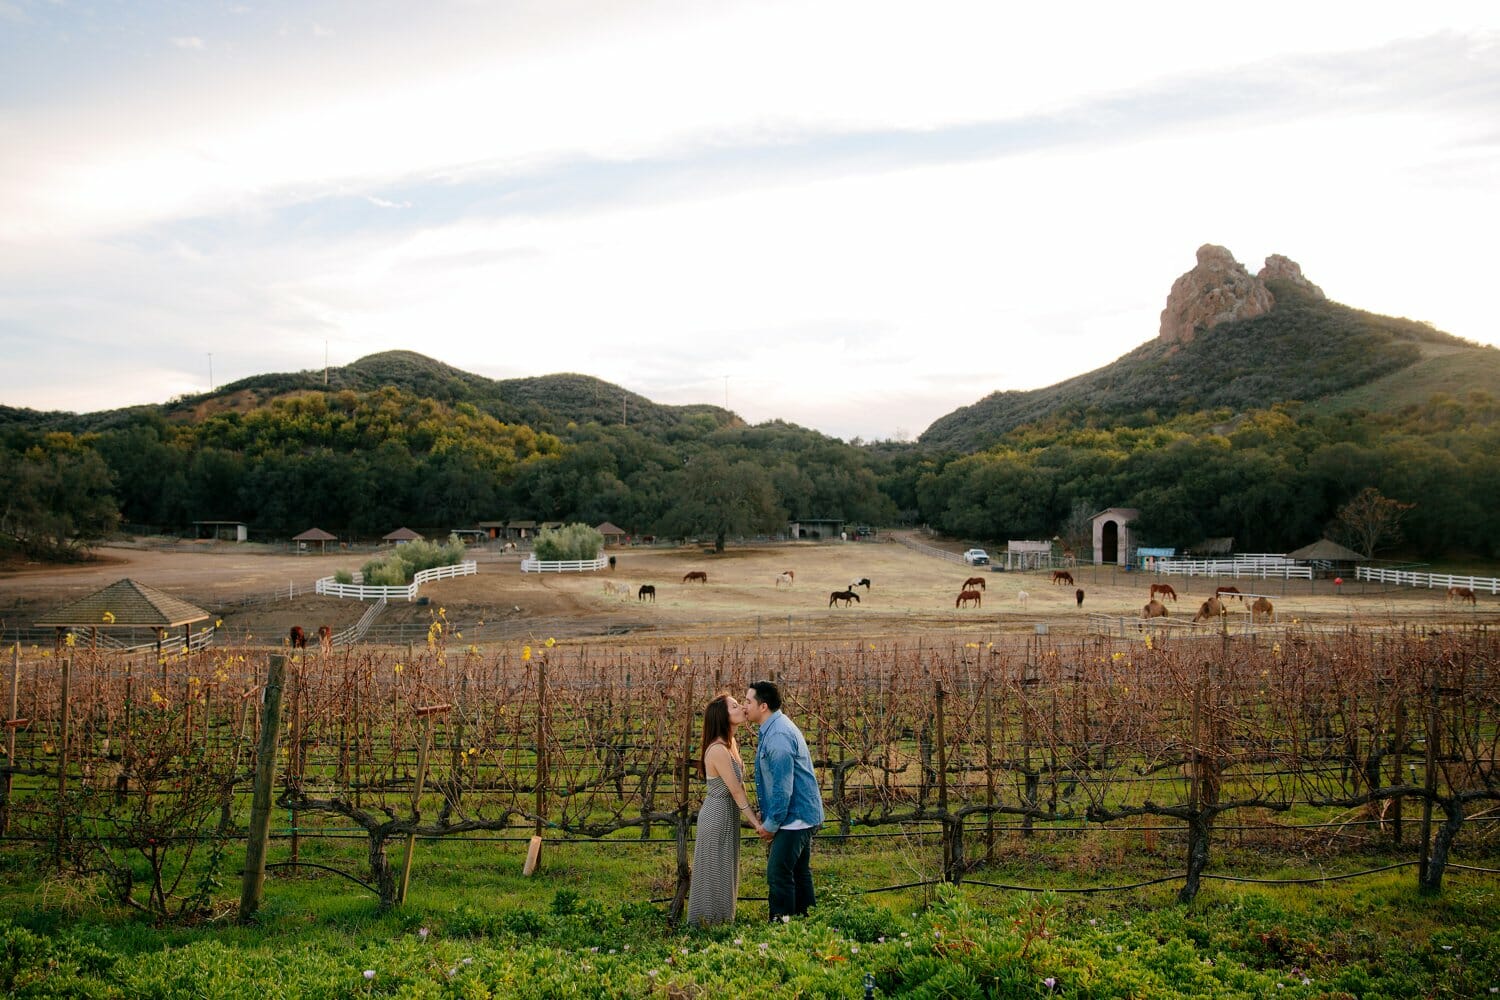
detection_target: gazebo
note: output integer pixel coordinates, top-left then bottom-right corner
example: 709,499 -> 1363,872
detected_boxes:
383,527 -> 424,545
34,578 -> 212,652
1287,538 -> 1368,577
595,521 -> 628,546
293,527 -> 337,553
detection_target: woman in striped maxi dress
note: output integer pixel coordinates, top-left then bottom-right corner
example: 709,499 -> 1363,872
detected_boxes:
687,694 -> 764,926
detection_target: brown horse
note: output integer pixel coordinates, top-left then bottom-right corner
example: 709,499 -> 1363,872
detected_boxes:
683,571 -> 708,584
850,577 -> 872,590
638,584 -> 656,602
1142,599 -> 1169,619
955,589 -> 982,608
963,576 -> 986,590
1251,597 -> 1275,623
1149,583 -> 1178,602
829,590 -> 860,607
1214,585 -> 1244,603
1448,586 -> 1477,605
289,625 -> 307,649
1052,570 -> 1074,586
317,624 -> 333,652
1075,588 -> 1085,607
1194,596 -> 1225,623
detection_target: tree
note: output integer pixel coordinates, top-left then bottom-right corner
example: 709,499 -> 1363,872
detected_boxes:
1332,486 -> 1415,558
660,456 -> 784,552
0,441 -> 120,556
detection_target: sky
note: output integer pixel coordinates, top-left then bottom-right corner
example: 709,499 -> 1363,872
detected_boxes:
2,2 -> 1497,442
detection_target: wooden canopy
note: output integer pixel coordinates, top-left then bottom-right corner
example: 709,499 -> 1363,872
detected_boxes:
383,527 -> 424,543
293,527 -> 337,552
34,578 -> 210,629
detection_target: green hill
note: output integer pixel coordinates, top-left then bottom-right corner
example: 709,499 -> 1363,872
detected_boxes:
918,281 -> 1493,451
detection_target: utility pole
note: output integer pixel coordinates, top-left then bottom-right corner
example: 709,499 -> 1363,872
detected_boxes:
207,353 -> 214,391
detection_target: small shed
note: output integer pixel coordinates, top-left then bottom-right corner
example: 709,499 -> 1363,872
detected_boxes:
193,520 -> 248,542
383,527 -> 424,545
34,578 -> 211,651
477,520 -> 508,540
293,526 -> 337,553
1091,508 -> 1140,567
595,521 -> 628,546
506,520 -> 537,542
1288,538 -> 1367,576
788,518 -> 845,541
1005,540 -> 1053,570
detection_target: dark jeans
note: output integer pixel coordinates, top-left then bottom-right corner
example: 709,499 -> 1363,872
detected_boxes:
767,826 -> 815,919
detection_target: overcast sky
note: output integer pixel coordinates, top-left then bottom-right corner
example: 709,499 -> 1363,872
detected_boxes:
2,2 -> 1497,442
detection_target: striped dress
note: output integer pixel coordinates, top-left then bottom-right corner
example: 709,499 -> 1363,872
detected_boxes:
687,756 -> 741,926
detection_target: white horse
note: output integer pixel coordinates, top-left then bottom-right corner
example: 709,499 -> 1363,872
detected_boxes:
1016,590 -> 1029,609
775,572 -> 795,588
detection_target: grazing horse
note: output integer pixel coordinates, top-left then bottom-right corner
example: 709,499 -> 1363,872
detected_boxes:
829,590 -> 860,607
1052,570 -> 1074,586
1214,585 -> 1244,603
1016,590 -> 1029,609
683,571 -> 708,584
317,624 -> 333,653
850,577 -> 872,590
638,584 -> 656,602
775,572 -> 795,588
289,625 -> 307,649
1194,596 -> 1225,623
955,589 -> 982,608
1251,597 -> 1275,623
502,541 -> 517,553
963,576 -> 986,591
1149,583 -> 1178,603
1448,586 -> 1477,605
1143,599 -> 1169,619
1075,588 -> 1085,608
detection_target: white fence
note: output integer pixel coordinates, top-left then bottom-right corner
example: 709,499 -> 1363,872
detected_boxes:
520,555 -> 610,573
1356,566 -> 1500,594
892,535 -> 967,564
1152,557 -> 1312,580
315,560 -> 478,600
331,597 -> 387,646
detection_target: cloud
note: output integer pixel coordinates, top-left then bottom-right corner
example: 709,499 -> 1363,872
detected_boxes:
364,195 -> 412,210
170,36 -> 205,50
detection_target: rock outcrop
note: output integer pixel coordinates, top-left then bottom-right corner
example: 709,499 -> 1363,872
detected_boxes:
1257,254 -> 1325,299
1158,244 -> 1276,344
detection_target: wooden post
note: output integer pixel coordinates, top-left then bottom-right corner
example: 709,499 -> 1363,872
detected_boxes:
524,657 -> 546,875
1392,688 -> 1406,847
290,657 -> 302,864
936,680 -> 957,881
1,643 -> 18,837
669,674 -> 696,924
54,657 -> 72,868
397,706 -> 446,905
983,674 -> 994,864
1418,678 -> 1438,890
239,653 -> 288,923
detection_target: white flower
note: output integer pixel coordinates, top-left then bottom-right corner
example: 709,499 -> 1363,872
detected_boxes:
647,970 -> 659,978
851,945 -> 860,954
362,970 -> 376,980
681,948 -> 689,955
446,968 -> 457,978
734,938 -> 743,945
418,926 -> 430,939
781,915 -> 791,923
590,947 -> 598,953
462,958 -> 473,965
758,943 -> 769,952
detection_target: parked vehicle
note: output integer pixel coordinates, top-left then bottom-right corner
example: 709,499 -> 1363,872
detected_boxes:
963,548 -> 990,566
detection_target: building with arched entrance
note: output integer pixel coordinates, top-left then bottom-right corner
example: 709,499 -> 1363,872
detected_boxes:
1091,508 -> 1140,566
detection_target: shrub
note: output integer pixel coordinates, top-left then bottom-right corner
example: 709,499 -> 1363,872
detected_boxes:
332,569 -> 353,585
532,523 -> 603,561
358,534 -> 466,585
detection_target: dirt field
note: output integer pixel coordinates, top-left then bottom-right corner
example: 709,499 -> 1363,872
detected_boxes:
3,535 -> 1494,647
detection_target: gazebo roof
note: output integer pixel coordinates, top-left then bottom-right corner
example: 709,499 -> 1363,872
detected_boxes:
596,521 -> 626,535
383,527 -> 424,541
34,578 -> 211,628
1287,538 -> 1368,562
293,527 -> 337,542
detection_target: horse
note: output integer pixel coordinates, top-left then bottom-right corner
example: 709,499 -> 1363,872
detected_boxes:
962,576 -> 986,591
1143,599 -> 1169,619
1214,585 -> 1244,603
775,572 -> 795,588
638,584 -> 656,602
1052,570 -> 1074,586
829,590 -> 860,607
1194,596 -> 1225,623
289,625 -> 307,649
1016,590 -> 1029,608
683,571 -> 708,584
955,589 -> 982,608
502,541 -> 517,553
1075,588 -> 1085,608
317,624 -> 333,653
1251,597 -> 1275,623
1448,586 -> 1477,605
850,577 -> 872,590
1149,583 -> 1178,602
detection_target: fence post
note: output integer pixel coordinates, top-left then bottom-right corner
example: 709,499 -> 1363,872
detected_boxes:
669,673 -> 696,924
239,653 -> 287,923
936,680 -> 960,882
1418,676 -> 1439,893
0,643 -> 18,837
524,657 -> 547,875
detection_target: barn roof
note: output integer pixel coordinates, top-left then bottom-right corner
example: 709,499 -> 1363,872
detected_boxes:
382,527 -> 423,541
595,521 -> 626,535
293,527 -> 337,541
1287,538 -> 1367,561
34,578 -> 211,628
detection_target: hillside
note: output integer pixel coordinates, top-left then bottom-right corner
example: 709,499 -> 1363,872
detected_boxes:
919,280 -> 1492,451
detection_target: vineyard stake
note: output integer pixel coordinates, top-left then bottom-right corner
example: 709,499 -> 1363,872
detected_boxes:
53,656 -> 71,869
240,652 -> 287,923
397,705 -> 447,904
0,642 -> 18,837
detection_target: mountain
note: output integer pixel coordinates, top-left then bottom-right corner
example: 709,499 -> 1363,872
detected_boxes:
919,247 -> 1499,452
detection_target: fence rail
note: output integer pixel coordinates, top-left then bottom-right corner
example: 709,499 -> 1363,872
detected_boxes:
520,556 -> 610,573
1153,558 -> 1313,579
1357,566 -> 1500,594
314,561 -> 477,600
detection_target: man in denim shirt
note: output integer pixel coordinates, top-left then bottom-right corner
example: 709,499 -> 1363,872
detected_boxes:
746,680 -> 825,920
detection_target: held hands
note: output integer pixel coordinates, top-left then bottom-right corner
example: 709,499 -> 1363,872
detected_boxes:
756,824 -> 774,842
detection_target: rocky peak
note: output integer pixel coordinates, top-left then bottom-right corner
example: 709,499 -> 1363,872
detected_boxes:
1257,254 -> 1325,298
1158,244 -> 1276,344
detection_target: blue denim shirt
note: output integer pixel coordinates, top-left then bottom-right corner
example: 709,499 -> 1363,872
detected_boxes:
754,710 -> 825,833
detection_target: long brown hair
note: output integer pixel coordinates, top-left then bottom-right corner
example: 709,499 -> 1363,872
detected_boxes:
698,694 -> 731,779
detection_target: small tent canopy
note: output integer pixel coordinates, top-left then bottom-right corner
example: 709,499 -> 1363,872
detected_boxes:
293,527 -> 337,552
383,527 -> 423,544
1287,539 -> 1368,562
34,578 -> 211,650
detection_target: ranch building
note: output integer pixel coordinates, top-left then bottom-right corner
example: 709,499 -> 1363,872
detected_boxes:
1090,508 -> 1140,567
